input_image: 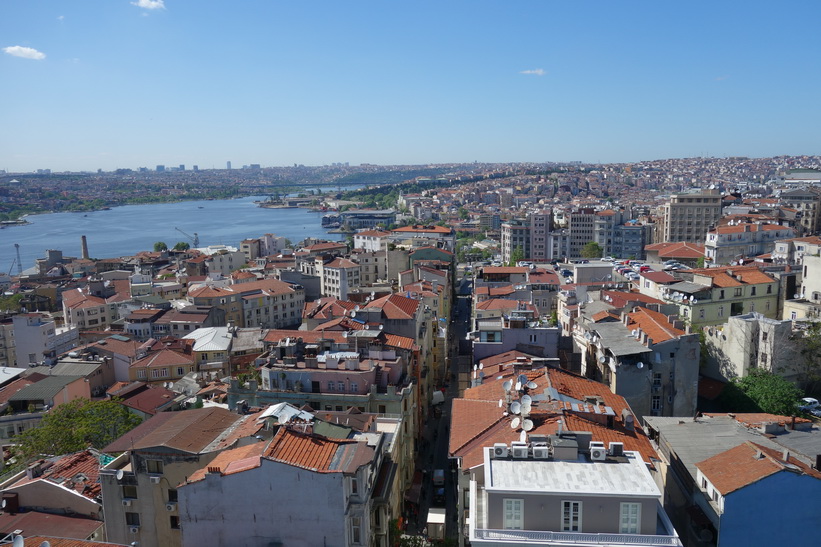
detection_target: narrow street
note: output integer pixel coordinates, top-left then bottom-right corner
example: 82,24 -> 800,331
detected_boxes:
405,272 -> 472,542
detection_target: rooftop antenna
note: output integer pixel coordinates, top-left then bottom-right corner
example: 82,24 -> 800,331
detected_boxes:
502,380 -> 512,392
510,401 -> 522,415
522,419 -> 534,432
116,469 -> 124,481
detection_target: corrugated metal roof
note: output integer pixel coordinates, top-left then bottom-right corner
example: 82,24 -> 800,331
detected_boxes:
8,376 -> 85,402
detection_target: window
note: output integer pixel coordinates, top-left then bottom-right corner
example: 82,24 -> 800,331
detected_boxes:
351,477 -> 358,495
653,373 -> 662,386
561,500 -> 581,532
136,369 -> 146,379
338,381 -> 345,392
170,515 -> 180,529
652,395 -> 662,411
751,286 -> 756,296
176,367 -> 185,376
125,512 -> 140,526
504,498 -> 524,530
699,309 -> 705,319
168,489 -> 177,502
327,381 -> 335,391
351,516 -> 362,544
767,284 -> 772,294
620,503 -> 641,534
122,485 -> 138,499
719,289 -> 725,300
147,460 -> 163,474
718,306 -> 724,318
350,382 -> 358,393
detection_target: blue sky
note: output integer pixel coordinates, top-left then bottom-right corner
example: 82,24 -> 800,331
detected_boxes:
2,1 -> 820,172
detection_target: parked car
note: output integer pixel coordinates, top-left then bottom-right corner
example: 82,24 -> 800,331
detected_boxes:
798,397 -> 820,414
639,266 -> 654,273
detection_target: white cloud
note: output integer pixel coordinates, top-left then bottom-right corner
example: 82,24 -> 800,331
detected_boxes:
520,68 -> 546,76
57,15 -> 64,21
3,46 -> 46,60
131,0 -> 165,9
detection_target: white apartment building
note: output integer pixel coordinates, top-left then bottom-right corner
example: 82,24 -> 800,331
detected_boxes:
13,313 -> 79,367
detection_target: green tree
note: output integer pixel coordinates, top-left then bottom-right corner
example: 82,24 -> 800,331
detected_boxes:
729,369 -> 803,416
797,322 -> 821,393
153,241 -> 168,252
458,207 -> 469,220
13,398 -> 143,461
580,241 -> 603,259
173,241 -> 190,251
508,245 -> 524,267
697,256 -> 706,268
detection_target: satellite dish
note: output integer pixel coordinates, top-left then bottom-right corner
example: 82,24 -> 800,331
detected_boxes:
40,542 -> 52,547
517,374 -> 528,386
342,331 -> 349,338
192,373 -> 198,380
1,499 -> 5,508
692,298 -> 698,304
510,417 -> 521,429
502,380 -> 513,392
598,355 -> 606,363
510,402 -> 522,414
13,537 -> 23,547
478,363 -> 484,370
526,381 -> 538,390
351,310 -> 357,318
794,293 -> 801,299
473,364 -> 478,372
116,469 -> 124,481
514,381 -> 521,391
365,324 -> 370,330
522,419 -> 534,432
354,305 -> 360,312
637,362 -> 644,369
519,430 -> 527,443
378,324 -> 383,330
498,399 -> 504,408
521,395 -> 532,406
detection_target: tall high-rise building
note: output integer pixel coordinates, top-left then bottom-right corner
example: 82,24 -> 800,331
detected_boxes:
226,161 -> 232,170
660,189 -> 722,244
529,210 -> 552,262
501,219 -> 530,264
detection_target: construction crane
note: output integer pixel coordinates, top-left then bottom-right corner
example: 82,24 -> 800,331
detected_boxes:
174,227 -> 200,248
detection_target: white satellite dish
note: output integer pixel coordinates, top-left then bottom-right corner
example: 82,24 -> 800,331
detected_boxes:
522,419 -> 534,432
521,395 -> 532,406
502,380 -> 513,392
116,469 -> 124,481
515,381 -> 522,391
498,399 -> 504,408
598,355 -> 606,363
342,331 -> 349,338
794,293 -> 801,299
526,381 -> 538,390
478,363 -> 484,370
473,364 -> 478,372
40,542 -> 52,547
510,417 -> 521,429
365,324 -> 370,330
637,362 -> 644,369
351,310 -> 357,318
510,402 -> 522,414
1,499 -> 5,508
354,305 -> 360,312
519,430 -> 527,443
517,374 -> 528,386
378,324 -> 383,330
692,298 -> 698,304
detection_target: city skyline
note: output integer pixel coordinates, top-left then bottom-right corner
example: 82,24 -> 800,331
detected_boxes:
2,1 -> 821,172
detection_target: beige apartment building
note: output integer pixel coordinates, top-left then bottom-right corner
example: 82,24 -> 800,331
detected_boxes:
660,189 -> 722,244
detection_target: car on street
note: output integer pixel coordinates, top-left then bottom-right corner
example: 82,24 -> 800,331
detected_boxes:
799,397 -> 821,415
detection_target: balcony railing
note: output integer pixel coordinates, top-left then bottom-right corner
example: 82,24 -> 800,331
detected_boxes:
472,528 -> 682,546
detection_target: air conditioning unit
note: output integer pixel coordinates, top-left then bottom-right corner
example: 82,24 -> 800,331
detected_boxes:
149,475 -> 162,484
510,441 -> 528,458
129,526 -> 140,534
166,502 -> 177,511
589,441 -> 606,461
122,499 -> 132,507
492,443 -> 509,458
652,385 -> 661,393
590,447 -> 607,461
532,443 -> 550,459
609,442 -> 624,457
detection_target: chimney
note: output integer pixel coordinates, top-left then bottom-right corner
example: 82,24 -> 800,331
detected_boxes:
782,448 -> 790,461
81,235 -> 89,260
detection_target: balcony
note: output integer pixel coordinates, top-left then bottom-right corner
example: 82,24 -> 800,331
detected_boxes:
472,529 -> 681,546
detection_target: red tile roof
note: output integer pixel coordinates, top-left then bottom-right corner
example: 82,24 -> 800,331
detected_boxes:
627,307 -> 684,344
264,427 -> 372,473
645,241 -> 705,258
697,441 -> 821,495
186,442 -> 265,483
365,293 -> 419,320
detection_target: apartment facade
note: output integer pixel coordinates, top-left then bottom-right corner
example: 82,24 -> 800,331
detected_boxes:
661,190 -> 722,244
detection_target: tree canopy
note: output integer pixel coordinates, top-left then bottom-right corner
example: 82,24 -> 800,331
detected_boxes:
580,241 -> 603,259
720,369 -> 803,416
13,398 -> 142,461
173,241 -> 190,251
153,241 -> 168,252
508,246 -> 524,267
